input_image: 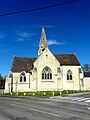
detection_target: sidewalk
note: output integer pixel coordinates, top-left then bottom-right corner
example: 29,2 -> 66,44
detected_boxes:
49,92 -> 90,101
64,92 -> 90,97
48,92 -> 90,106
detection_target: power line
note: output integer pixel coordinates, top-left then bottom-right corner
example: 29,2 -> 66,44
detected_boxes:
0,0 -> 79,17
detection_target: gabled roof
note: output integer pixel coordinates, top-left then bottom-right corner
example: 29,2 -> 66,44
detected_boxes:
11,56 -> 36,72
11,53 -> 80,73
53,54 -> 80,66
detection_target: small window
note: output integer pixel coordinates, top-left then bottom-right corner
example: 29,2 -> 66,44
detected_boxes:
20,72 -> 26,82
30,71 -> 32,75
67,70 -> 72,80
24,76 -> 26,82
57,67 -> 60,73
20,76 -> 22,82
42,48 -> 45,51
78,68 -> 82,73
42,73 -> 44,79
50,73 -> 52,79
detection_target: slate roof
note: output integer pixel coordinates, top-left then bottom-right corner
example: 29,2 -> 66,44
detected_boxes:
11,57 -> 36,72
11,54 -> 80,72
54,54 -> 80,66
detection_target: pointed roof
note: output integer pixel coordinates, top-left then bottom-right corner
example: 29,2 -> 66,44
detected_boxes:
39,27 -> 48,48
38,27 -> 48,56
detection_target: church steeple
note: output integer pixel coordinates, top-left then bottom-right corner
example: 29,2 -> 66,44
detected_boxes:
38,27 -> 48,56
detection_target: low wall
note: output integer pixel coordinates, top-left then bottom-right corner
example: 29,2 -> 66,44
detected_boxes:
84,77 -> 90,90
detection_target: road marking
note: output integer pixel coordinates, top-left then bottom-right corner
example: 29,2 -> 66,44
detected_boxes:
86,102 -> 90,110
85,100 -> 90,103
10,103 -> 23,108
72,97 -> 84,101
77,98 -> 90,102
87,106 -> 90,110
30,108 -> 61,118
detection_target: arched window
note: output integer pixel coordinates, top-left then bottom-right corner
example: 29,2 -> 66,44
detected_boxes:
20,72 -> 26,82
67,70 -> 72,80
42,66 -> 52,80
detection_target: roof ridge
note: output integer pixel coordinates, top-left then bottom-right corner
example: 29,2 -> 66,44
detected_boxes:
53,53 -> 75,55
14,56 -> 36,59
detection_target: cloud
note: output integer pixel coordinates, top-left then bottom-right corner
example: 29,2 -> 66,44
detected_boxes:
16,31 -> 36,42
17,38 -> 25,42
0,34 -> 5,39
47,40 -> 64,45
44,25 -> 56,28
25,25 -> 56,28
39,25 -> 56,28
19,32 -> 30,38
17,31 -> 37,38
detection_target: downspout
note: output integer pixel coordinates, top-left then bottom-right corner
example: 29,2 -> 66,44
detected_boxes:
29,73 -> 30,91
61,66 -> 63,90
36,69 -> 38,91
78,68 -> 81,90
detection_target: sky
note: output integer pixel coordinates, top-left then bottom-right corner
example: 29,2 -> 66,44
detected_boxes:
0,0 -> 90,77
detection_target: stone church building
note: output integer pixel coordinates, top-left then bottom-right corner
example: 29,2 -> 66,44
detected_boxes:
5,27 -> 85,93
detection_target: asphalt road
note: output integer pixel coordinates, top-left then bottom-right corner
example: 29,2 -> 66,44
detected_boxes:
0,95 -> 90,120
76,93 -> 90,98
65,92 -> 90,98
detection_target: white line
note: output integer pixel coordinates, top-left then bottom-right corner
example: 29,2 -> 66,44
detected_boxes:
72,97 -> 84,101
85,100 -> 90,103
87,106 -> 90,110
77,98 -> 90,102
30,108 -> 61,118
10,103 -> 23,108
87,102 -> 90,110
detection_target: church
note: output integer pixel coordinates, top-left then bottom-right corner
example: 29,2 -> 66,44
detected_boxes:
5,27 -> 85,93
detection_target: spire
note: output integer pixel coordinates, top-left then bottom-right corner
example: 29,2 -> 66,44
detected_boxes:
38,27 -> 48,56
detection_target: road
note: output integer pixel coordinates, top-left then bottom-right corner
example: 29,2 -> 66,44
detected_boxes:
75,92 -> 90,98
0,95 -> 90,120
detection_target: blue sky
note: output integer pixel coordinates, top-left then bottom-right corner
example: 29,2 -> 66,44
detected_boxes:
0,0 -> 90,77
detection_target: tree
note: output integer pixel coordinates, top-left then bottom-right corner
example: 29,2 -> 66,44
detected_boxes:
0,74 -> 5,89
82,64 -> 90,72
0,74 -> 3,80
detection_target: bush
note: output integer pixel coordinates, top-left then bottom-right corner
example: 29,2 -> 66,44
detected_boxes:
3,90 -> 90,96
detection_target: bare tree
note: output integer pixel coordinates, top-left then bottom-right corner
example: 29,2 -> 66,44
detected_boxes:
82,64 -> 90,72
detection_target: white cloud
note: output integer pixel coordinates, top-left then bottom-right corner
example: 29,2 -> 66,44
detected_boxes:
17,31 -> 37,42
17,38 -> 25,42
39,25 -> 56,28
17,37 -> 31,42
0,34 -> 5,39
19,32 -> 30,38
47,40 -> 64,45
44,25 -> 56,28
26,25 -> 56,28
16,31 -> 35,42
